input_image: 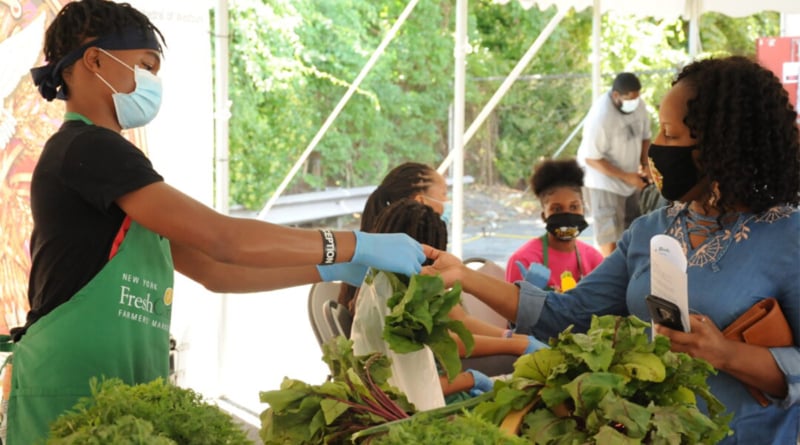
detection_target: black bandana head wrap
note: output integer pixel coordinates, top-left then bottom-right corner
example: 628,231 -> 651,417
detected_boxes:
30,27 -> 162,101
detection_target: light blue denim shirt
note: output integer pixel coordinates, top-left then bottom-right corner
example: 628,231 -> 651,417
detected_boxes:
515,203 -> 800,445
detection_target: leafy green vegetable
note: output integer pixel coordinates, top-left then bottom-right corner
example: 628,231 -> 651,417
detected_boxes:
379,271 -> 474,381
259,337 -> 415,445
48,378 -> 252,445
474,315 -> 733,444
369,411 -> 527,445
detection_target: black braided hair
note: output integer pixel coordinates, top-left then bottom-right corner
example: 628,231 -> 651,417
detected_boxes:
339,198 -> 447,315
530,157 -> 584,199
674,56 -> 800,213
360,162 -> 438,231
43,0 -> 165,95
371,198 -> 448,254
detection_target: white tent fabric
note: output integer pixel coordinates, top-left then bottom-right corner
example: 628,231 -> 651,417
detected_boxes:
499,0 -> 800,18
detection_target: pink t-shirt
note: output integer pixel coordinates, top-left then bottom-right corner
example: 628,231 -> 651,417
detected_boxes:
505,237 -> 605,292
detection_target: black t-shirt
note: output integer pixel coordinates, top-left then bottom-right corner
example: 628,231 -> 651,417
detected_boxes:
17,120 -> 163,340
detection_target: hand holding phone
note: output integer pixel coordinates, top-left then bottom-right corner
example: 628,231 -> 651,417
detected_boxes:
645,294 -> 687,332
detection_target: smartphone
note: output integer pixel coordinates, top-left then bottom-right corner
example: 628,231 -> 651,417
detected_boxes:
645,294 -> 686,332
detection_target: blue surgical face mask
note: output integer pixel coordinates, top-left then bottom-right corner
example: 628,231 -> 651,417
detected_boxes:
95,48 -> 162,129
441,201 -> 452,225
424,195 -> 451,225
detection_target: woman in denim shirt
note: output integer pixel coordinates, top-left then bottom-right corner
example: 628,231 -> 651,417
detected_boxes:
424,56 -> 800,444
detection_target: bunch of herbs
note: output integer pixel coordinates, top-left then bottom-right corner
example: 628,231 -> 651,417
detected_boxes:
48,377 -> 252,445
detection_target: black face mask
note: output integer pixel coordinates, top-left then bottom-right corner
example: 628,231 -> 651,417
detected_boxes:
545,213 -> 588,241
648,143 -> 701,201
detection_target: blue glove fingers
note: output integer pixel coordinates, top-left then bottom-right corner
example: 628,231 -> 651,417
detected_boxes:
316,263 -> 368,287
515,260 -> 528,279
466,368 -> 493,396
351,231 -> 424,275
524,335 -> 549,354
525,263 -> 551,288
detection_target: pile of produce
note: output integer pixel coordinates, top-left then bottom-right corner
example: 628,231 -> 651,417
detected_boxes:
379,271 -> 474,380
48,378 -> 253,444
474,314 -> 733,444
259,337 -> 415,444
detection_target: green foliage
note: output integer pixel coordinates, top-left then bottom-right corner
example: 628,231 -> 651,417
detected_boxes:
473,315 -> 733,444
370,411 -> 527,445
226,2 -> 781,207
259,337 -> 415,445
47,378 -> 252,445
380,271 -> 474,381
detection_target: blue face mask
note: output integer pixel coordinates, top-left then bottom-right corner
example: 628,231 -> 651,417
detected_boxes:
95,49 -> 163,129
424,195 -> 451,225
440,201 -> 452,225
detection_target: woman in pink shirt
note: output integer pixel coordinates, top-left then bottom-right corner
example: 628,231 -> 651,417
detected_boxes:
506,158 -> 604,291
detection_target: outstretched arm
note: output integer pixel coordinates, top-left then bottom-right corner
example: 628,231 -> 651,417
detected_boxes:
171,242 -> 321,293
116,181 -> 425,276
422,248 -> 520,322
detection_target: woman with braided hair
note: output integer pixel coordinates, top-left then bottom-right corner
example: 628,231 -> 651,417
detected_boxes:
423,55 -> 800,443
368,198 -> 536,403
9,1 -> 429,442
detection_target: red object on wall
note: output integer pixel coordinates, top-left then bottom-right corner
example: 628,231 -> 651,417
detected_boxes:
756,36 -> 800,115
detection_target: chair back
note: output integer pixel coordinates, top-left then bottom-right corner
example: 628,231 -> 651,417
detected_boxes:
459,257 -> 508,329
323,300 -> 353,339
308,282 -> 345,347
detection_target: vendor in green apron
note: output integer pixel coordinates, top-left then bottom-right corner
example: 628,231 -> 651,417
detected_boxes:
9,1 -> 429,443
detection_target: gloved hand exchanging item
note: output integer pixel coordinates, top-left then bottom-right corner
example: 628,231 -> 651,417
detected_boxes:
351,231 -> 426,276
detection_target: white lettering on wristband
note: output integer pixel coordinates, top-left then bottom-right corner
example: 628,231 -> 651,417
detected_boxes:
319,229 -> 337,265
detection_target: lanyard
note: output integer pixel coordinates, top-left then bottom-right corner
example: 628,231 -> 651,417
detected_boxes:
64,111 -> 93,125
540,234 -> 584,281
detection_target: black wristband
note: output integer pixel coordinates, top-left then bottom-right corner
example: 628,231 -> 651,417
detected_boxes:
319,229 -> 337,265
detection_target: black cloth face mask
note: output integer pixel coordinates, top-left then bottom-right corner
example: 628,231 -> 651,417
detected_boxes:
545,213 -> 588,241
648,143 -> 701,201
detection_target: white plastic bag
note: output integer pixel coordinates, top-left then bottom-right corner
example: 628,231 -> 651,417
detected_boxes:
350,270 -> 445,411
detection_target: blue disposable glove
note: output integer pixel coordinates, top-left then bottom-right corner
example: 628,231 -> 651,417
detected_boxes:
316,263 -> 368,287
515,260 -> 551,289
466,368 -> 494,397
351,231 -> 425,276
524,335 -> 549,354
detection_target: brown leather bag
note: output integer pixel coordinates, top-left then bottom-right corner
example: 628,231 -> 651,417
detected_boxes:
722,297 -> 794,406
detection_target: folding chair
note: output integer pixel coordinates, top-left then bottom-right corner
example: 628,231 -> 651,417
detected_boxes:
307,282 -> 345,348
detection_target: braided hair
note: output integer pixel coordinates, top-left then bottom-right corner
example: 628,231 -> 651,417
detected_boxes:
372,198 -> 448,254
360,162 -> 438,231
530,157 -> 584,199
42,0 -> 165,96
674,56 -> 800,213
339,198 -> 447,315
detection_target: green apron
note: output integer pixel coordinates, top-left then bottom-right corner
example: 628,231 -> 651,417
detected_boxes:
6,218 -> 174,444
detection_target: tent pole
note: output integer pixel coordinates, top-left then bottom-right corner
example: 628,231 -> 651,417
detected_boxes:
592,0 -> 601,100
438,6 -> 568,175
688,0 -> 701,58
214,0 -> 230,398
451,0 -> 468,258
258,0 -> 421,217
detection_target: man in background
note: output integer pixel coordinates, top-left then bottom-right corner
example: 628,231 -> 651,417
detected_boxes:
577,72 -> 651,256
